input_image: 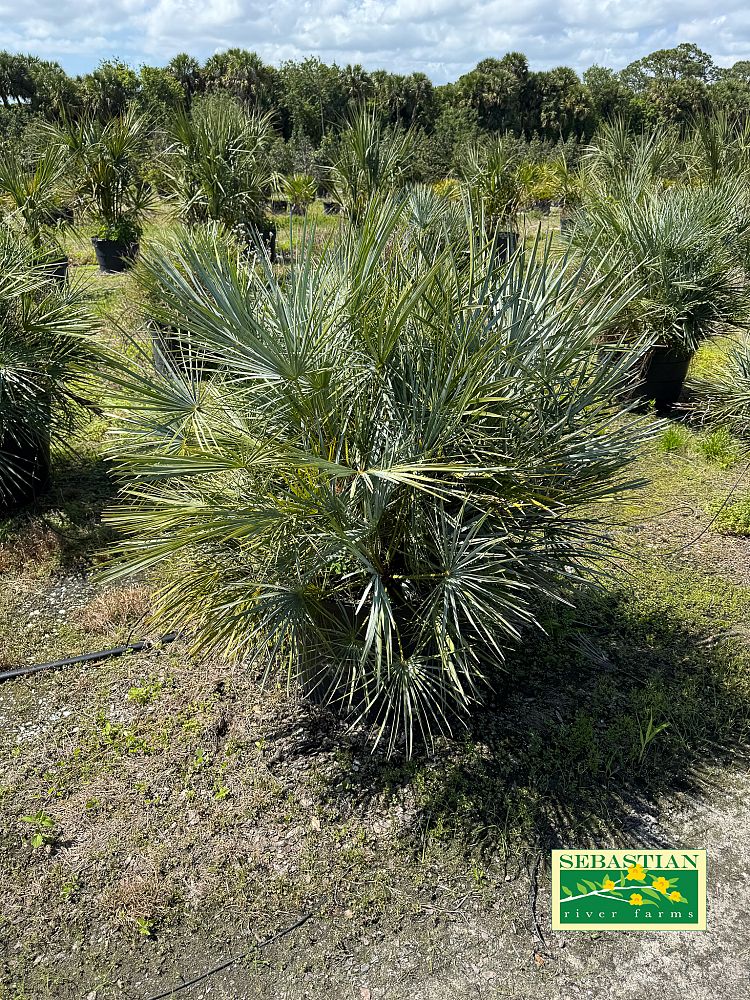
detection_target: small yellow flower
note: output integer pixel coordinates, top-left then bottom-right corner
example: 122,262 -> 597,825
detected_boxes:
602,877 -> 617,891
652,876 -> 670,893
669,891 -> 681,902
629,893 -> 643,906
626,863 -> 647,881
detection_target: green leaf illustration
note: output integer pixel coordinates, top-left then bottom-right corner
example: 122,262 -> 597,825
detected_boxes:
639,886 -> 662,900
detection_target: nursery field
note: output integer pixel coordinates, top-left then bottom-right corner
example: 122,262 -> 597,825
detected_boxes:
5,97 -> 750,999
2,220 -> 750,997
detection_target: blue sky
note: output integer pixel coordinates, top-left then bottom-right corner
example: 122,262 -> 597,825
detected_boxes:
1,0 -> 748,82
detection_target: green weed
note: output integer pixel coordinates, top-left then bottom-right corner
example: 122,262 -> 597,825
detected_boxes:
697,426 -> 737,467
19,810 -> 58,850
659,424 -> 691,453
127,678 -> 165,705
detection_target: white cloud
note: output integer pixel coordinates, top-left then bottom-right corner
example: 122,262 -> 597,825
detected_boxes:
2,0 -> 750,79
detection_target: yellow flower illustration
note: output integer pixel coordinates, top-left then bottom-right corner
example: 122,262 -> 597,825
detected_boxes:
626,863 -> 647,881
669,891 -> 681,902
602,877 -> 617,891
629,893 -> 643,906
652,876 -> 670,893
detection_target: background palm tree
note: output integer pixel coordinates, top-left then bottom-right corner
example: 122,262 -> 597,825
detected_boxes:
686,111 -> 750,184
572,177 -> 750,354
0,230 -> 97,507
457,137 -> 524,236
0,146 -> 69,263
327,110 -> 413,222
44,107 -> 154,244
164,94 -> 277,251
279,172 -> 317,215
165,95 -> 275,227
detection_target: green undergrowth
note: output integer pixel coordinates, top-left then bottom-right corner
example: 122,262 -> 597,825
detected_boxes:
657,420 -> 741,469
652,420 -> 750,538
715,495 -> 750,536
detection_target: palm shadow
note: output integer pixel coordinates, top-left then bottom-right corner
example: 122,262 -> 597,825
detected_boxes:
304,567 -> 750,857
1,448 -> 119,572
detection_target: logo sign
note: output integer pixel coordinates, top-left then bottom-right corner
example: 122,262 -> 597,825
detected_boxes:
552,850 -> 706,931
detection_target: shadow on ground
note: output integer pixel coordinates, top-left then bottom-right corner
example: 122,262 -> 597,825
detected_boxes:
307,560 -> 750,860
0,448 -> 118,572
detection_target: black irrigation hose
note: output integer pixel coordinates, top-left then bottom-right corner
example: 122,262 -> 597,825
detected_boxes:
0,632 -> 178,683
144,912 -> 313,1000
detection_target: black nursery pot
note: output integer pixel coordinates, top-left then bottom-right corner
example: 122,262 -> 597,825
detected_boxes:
0,414 -> 51,511
50,205 -> 75,224
496,230 -> 519,260
249,220 -> 277,262
91,237 -> 139,274
639,346 -> 693,411
42,256 -> 69,285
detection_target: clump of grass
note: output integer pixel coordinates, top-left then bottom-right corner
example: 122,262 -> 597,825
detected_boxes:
78,584 -> 152,631
658,424 -> 692,454
715,495 -> 750,536
697,426 -> 737,467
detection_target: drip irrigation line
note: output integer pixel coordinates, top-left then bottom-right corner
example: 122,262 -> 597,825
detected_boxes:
661,455 -> 750,558
143,912 -> 313,1000
0,632 -> 178,683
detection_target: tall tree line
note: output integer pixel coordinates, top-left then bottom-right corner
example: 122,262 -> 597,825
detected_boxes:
1,43 -> 748,173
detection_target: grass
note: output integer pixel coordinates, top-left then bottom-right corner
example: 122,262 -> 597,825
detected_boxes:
270,200 -> 342,252
658,423 -> 692,454
655,419 -> 744,471
716,496 -> 750,536
2,219 -> 750,997
696,426 -> 738,467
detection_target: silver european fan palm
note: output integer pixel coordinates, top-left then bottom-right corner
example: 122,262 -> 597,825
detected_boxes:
570,178 -> 750,354
0,146 -> 69,254
164,95 -> 277,233
457,138 -> 524,234
688,339 -> 750,437
327,111 -> 413,222
104,198 -> 652,754
44,108 -> 155,241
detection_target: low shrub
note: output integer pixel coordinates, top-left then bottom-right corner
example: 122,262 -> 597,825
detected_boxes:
105,199 -> 652,754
